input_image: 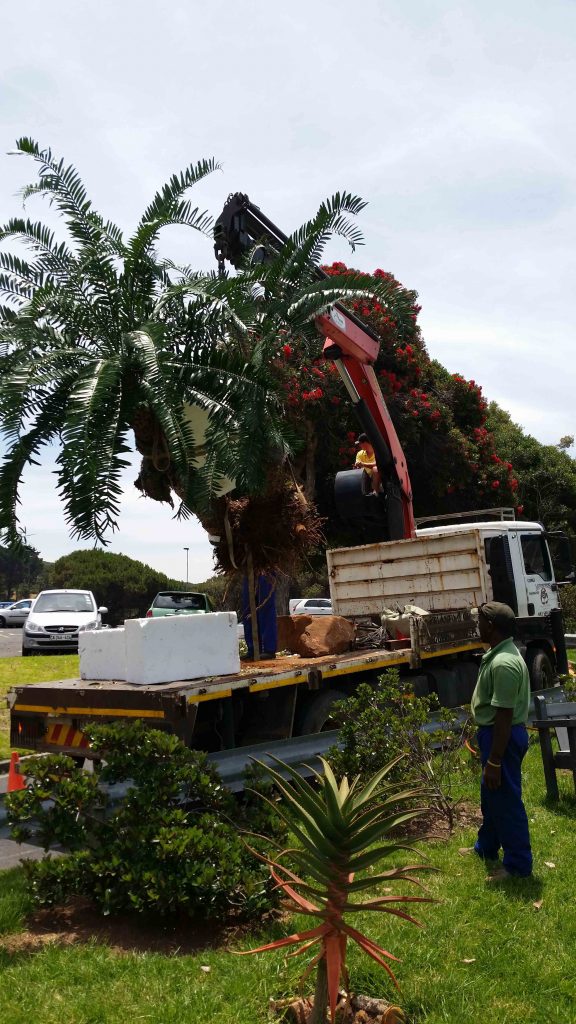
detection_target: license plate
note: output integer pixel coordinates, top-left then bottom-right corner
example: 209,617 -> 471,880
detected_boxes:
53,633 -> 75,640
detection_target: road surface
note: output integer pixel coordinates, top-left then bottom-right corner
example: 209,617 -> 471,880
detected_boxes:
0,627 -> 23,658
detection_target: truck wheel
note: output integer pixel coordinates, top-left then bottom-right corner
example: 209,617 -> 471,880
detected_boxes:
527,648 -> 554,690
299,689 -> 347,734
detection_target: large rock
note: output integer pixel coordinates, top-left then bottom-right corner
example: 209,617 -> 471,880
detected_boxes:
277,615 -> 355,658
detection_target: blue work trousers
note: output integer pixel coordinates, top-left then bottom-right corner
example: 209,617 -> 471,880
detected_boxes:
242,573 -> 277,657
475,725 -> 533,877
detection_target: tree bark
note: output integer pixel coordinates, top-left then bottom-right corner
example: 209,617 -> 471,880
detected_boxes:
246,548 -> 261,661
275,573 -> 290,616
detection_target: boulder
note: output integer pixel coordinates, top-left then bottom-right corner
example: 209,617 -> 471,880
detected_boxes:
277,615 -> 355,658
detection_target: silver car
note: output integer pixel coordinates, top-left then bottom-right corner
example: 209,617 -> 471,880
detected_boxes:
0,599 -> 33,627
22,589 -> 108,656
290,598 -> 333,615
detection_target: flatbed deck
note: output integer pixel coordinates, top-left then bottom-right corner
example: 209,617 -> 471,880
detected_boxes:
8,637 -> 483,754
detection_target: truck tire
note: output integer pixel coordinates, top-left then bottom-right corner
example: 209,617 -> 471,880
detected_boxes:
299,689 -> 347,734
527,648 -> 554,691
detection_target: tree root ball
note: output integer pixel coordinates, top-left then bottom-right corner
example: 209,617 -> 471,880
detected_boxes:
204,482 -> 324,576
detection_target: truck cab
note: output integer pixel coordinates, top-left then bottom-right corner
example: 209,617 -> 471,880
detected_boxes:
417,519 -> 571,688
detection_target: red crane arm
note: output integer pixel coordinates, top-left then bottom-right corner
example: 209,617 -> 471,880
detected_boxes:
315,309 -> 415,539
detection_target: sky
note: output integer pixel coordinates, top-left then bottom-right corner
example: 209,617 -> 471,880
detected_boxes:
1,0 -> 575,582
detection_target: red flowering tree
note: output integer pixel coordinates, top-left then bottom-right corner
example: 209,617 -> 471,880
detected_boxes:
278,262 -> 523,542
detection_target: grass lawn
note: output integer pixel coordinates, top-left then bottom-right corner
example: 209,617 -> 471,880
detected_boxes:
0,656 -> 79,760
1,743 -> 575,1023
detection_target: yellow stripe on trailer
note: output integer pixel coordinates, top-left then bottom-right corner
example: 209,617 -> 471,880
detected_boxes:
14,704 -> 165,718
249,674 -> 307,693
189,689 -> 233,704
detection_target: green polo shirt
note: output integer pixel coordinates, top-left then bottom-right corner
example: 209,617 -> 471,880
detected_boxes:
470,637 -> 530,727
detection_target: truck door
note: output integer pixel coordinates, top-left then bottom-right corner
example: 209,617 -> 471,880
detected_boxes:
484,534 -> 519,613
518,532 -> 560,617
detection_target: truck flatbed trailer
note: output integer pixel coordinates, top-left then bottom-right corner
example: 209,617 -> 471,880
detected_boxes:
8,631 -> 483,757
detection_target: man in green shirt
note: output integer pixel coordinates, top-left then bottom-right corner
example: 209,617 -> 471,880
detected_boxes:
465,601 -> 533,879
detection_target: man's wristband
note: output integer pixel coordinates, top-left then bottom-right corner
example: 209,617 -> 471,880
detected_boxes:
487,759 -> 502,768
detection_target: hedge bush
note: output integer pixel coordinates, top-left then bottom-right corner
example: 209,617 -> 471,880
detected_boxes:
7,722 -> 285,918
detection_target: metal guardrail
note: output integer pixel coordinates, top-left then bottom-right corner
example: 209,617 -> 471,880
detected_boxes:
0,731 -> 343,824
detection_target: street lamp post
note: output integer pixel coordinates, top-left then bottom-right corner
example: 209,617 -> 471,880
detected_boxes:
183,547 -> 189,587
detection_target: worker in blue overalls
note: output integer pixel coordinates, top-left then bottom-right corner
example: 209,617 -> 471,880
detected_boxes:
460,601 -> 533,880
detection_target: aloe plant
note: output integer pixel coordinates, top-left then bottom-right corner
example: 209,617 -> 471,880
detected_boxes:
239,755 -> 436,1024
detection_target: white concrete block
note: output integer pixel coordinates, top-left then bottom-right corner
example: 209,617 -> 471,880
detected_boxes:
124,612 -> 240,685
79,627 -> 127,680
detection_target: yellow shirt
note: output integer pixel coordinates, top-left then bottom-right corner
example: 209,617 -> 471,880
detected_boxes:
355,449 -> 376,473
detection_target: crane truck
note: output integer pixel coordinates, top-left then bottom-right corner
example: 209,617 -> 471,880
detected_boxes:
7,195 -> 574,758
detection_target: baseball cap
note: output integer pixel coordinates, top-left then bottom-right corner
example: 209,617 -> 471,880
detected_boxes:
479,601 -> 516,634
356,433 -> 369,445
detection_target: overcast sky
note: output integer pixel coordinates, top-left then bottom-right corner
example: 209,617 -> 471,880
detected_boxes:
1,0 -> 575,582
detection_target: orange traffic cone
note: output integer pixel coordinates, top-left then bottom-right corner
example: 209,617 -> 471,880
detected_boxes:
7,751 -> 25,792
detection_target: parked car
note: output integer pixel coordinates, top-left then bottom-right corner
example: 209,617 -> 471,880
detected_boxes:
22,590 -> 107,656
290,598 -> 333,615
0,601 -> 14,608
0,599 -> 33,627
146,591 -> 213,617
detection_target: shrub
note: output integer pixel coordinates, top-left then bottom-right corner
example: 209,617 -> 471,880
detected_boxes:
327,669 -> 473,831
7,722 -> 285,918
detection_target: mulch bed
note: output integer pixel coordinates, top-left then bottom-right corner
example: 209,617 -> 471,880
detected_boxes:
0,897 -> 282,958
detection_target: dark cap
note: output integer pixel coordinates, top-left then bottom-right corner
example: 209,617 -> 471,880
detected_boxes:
356,433 -> 369,445
479,601 -> 516,635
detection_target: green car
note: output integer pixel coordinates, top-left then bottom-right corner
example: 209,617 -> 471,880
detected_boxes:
146,591 -> 213,618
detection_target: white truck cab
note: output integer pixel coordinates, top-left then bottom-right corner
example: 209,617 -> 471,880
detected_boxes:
328,514 -> 574,691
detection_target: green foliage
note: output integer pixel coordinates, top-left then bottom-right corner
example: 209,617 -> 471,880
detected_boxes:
327,669 -> 473,830
486,403 -> 576,533
0,542 -> 43,599
6,722 -> 285,919
49,548 -> 187,624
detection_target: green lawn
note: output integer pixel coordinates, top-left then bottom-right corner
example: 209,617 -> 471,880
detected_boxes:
0,656 -> 79,760
1,744 -> 575,1023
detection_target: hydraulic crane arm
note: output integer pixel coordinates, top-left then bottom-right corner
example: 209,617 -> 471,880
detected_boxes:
214,193 -> 416,541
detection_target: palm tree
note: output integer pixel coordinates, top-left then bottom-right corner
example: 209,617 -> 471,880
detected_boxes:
0,138 -> 290,548
0,140 -> 414,600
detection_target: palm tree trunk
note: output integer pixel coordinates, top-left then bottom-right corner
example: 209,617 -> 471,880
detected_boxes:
310,958 -> 328,1024
246,549 -> 261,661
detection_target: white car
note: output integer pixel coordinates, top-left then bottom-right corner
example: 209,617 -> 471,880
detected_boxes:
290,598 -> 333,615
22,589 -> 108,656
0,599 -> 33,627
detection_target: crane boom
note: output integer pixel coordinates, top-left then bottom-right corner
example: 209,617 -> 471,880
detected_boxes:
214,193 -> 416,541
